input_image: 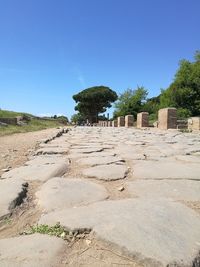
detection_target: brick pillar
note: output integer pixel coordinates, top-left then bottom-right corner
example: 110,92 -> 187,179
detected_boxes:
125,115 -> 134,127
137,112 -> 149,128
117,116 -> 125,127
158,108 -> 177,130
112,120 -> 117,127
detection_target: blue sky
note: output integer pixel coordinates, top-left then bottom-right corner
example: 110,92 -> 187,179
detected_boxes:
0,0 -> 199,119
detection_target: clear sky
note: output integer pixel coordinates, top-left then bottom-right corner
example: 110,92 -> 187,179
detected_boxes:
0,0 -> 199,119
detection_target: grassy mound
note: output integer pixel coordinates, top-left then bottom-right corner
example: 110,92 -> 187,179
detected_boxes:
0,109 -> 68,136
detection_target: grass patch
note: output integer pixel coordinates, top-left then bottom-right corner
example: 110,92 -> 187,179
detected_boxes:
29,223 -> 68,238
23,223 -> 91,241
2,216 -> 12,225
0,119 -> 65,136
0,109 -> 34,119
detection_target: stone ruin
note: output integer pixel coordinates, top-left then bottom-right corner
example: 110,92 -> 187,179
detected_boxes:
117,116 -> 125,127
188,117 -> 200,131
112,120 -> 117,127
158,108 -> 177,130
125,115 -> 134,127
97,108 -> 199,131
137,112 -> 149,128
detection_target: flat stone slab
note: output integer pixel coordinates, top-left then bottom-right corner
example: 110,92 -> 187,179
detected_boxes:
0,179 -> 27,219
114,145 -> 147,160
77,156 -> 125,166
0,234 -> 65,267
68,151 -> 116,159
39,199 -> 200,267
70,147 -> 104,154
175,155 -> 200,163
35,177 -> 108,212
25,156 -> 68,166
82,164 -> 128,181
127,180 -> 200,201
132,161 -> 200,180
1,163 -> 68,182
36,147 -> 69,155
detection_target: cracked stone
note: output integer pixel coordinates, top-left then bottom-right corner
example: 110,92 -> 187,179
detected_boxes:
0,178 -> 28,219
35,146 -> 69,155
39,198 -> 200,267
70,147 -> 104,154
77,156 -> 125,166
25,156 -> 68,166
1,163 -> 68,182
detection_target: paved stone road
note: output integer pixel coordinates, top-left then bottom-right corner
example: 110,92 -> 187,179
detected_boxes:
0,127 -> 200,267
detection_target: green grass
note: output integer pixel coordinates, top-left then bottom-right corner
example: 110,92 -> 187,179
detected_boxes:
0,109 -> 34,118
28,223 -> 68,238
24,223 -> 90,241
0,118 -> 66,136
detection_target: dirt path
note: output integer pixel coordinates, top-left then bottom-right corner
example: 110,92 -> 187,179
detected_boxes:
0,128 -> 61,176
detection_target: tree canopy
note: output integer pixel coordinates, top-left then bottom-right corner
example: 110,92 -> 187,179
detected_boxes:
159,51 -> 200,117
71,113 -> 86,125
113,51 -> 200,121
73,86 -> 117,123
113,86 -> 148,118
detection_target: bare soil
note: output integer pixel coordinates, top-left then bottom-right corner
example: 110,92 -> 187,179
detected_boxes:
0,128 -> 60,176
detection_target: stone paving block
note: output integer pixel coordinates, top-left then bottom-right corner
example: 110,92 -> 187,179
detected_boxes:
36,178 -> 108,212
70,147 -> 104,154
25,155 -> 68,166
0,179 -> 27,219
36,146 -> 69,155
39,199 -> 200,267
1,163 -> 68,182
77,156 -> 125,166
0,234 -> 65,267
175,155 -> 200,163
82,164 -> 128,181
68,151 -> 117,159
127,180 -> 200,201
131,160 -> 200,180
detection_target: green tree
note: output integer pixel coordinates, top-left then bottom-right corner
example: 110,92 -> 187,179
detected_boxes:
71,113 -> 86,125
73,86 -> 117,123
113,86 -> 148,118
142,95 -> 160,114
160,51 -> 200,117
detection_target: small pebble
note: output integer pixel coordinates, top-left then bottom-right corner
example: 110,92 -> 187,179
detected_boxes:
85,239 -> 92,246
118,186 -> 125,192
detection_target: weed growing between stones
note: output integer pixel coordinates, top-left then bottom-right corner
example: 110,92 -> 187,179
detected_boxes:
28,223 -> 67,238
2,216 -> 12,225
22,222 -> 91,241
